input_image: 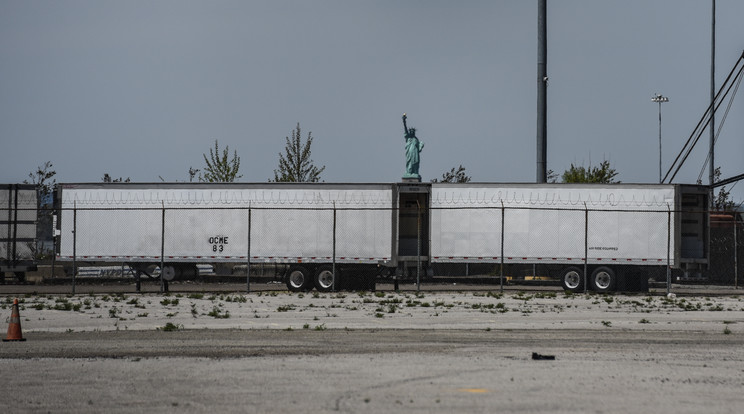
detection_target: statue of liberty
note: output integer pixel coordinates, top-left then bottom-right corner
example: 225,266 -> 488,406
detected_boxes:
402,113 -> 424,180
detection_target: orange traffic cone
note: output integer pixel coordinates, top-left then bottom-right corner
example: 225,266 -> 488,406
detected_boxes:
3,298 -> 26,342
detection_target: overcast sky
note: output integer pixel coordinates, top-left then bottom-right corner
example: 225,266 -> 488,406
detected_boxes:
1,1 -> 742,204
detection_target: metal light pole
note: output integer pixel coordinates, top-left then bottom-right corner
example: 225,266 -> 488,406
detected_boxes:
651,93 -> 669,183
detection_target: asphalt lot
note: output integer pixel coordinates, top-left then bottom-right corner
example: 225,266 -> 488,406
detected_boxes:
1,286 -> 743,413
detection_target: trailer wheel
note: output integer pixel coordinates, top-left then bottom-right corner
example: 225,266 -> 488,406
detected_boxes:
561,266 -> 584,292
161,266 -> 176,281
314,265 -> 336,292
286,266 -> 313,292
591,267 -> 616,292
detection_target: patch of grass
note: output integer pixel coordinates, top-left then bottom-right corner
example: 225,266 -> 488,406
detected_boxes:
159,322 -> 183,331
207,306 -> 230,319
639,318 -> 651,324
187,293 -> 204,300
276,305 -> 296,312
601,320 -> 612,327
314,324 -> 326,331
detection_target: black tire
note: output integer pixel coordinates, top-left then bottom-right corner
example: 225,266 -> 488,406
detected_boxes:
314,265 -> 336,292
286,265 -> 313,292
590,266 -> 616,293
161,266 -> 176,281
561,266 -> 584,293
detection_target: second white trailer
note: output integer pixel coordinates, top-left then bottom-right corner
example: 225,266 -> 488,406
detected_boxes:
429,183 -> 708,292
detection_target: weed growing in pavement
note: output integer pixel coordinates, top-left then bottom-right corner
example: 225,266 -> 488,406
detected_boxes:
639,318 -> 651,324
160,298 -> 179,306
159,322 -> 183,331
277,305 -> 296,312
601,321 -> 612,327
207,306 -> 230,319
724,325 -> 732,335
314,324 -> 326,331
513,292 -> 533,301
303,323 -> 310,329
54,301 -> 73,311
108,307 -> 119,318
225,295 -> 248,303
187,293 -> 204,299
191,304 -> 198,318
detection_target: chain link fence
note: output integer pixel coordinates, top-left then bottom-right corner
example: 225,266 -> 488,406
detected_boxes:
15,202 -> 736,293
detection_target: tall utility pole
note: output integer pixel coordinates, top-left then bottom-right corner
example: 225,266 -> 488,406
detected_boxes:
709,0 -> 716,195
652,94 -> 669,183
536,0 -> 547,183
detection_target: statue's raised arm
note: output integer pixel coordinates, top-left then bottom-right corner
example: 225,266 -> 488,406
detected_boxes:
402,113 -> 409,137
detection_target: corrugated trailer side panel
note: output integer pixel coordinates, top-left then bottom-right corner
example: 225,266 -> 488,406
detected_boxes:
430,184 -> 677,266
1,184 -> 38,264
57,184 -> 393,264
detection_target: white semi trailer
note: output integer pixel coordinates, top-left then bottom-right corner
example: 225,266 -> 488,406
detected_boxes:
1,184 -> 38,282
428,183 -> 709,292
55,182 -> 709,292
55,183 -> 396,291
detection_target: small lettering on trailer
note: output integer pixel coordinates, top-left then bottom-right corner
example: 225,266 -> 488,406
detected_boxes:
208,236 -> 229,253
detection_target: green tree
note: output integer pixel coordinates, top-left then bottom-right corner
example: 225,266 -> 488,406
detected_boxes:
102,173 -> 130,183
24,161 -> 56,199
561,160 -> 619,183
272,123 -> 325,182
711,167 -> 736,211
431,165 -> 471,183
200,140 -> 242,182
23,161 -> 56,259
547,169 -> 559,183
